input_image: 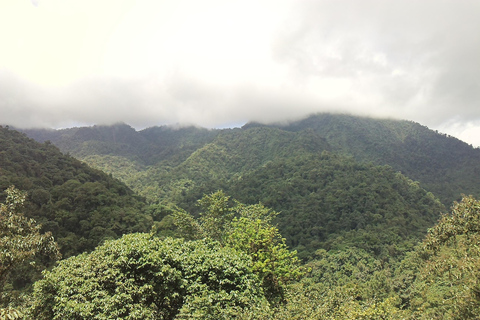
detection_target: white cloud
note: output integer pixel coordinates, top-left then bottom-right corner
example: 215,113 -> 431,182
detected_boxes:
1,0 -> 480,146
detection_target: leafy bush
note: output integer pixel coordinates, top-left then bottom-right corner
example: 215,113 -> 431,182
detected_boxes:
28,233 -> 266,320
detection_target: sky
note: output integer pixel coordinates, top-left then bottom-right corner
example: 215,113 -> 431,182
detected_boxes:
1,0 -> 480,146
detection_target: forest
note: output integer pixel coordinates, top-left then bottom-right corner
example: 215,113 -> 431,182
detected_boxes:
2,113 -> 480,319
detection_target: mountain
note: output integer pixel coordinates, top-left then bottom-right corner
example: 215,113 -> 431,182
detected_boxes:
24,123 -> 219,165
265,113 -> 480,205
22,114 -> 480,206
0,125 -> 152,257
22,113 -> 476,258
11,114 -> 480,318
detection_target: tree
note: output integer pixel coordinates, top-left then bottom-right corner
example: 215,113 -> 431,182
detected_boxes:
224,202 -> 303,302
0,186 -> 60,317
171,191 -> 304,303
408,196 -> 480,319
28,233 -> 266,320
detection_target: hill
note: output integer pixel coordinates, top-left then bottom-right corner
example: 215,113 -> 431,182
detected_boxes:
21,114 -> 466,258
10,114 -> 480,318
0,126 -> 152,257
265,113 -> 480,205
22,114 -> 480,207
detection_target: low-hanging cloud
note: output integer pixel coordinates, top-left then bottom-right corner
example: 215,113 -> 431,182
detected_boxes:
1,0 -> 480,145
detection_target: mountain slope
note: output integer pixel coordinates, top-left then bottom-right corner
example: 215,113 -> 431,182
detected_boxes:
20,113 -> 480,258
0,126 -> 152,257
22,114 -> 480,206
264,113 -> 480,205
229,153 -> 444,258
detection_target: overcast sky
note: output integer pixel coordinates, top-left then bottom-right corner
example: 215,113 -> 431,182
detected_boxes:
1,0 -> 480,146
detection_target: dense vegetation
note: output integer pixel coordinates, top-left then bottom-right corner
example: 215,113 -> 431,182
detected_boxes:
267,114 -> 480,205
3,113 -> 480,318
24,115 -> 472,258
30,234 -> 265,320
0,126 -> 152,257
23,113 -> 480,206
24,194 -> 480,319
230,153 -> 444,259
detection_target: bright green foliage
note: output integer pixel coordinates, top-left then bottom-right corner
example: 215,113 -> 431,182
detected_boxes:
170,209 -> 204,241
197,191 -> 234,242
0,307 -> 23,319
170,191 -> 304,304
0,186 -> 60,287
29,233 -> 265,320
257,247 -> 411,320
224,203 -> 303,302
0,186 -> 60,318
406,196 -> 480,319
236,281 -> 409,320
424,195 -> 480,251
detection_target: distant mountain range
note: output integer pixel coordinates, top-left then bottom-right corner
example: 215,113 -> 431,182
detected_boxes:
19,112 -> 479,258
22,113 -> 480,206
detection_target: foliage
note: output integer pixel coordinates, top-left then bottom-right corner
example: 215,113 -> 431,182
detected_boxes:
20,118 -> 457,259
231,152 -> 444,258
28,233 -> 266,320
29,113 -> 480,208
0,126 -> 152,258
406,196 -> 480,319
13,115 -> 480,318
271,113 -> 480,206
169,191 -> 304,304
224,202 -> 303,302
0,186 -> 60,318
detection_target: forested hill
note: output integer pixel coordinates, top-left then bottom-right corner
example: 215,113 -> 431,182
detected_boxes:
19,115 -> 460,258
22,113 -> 480,207
24,123 -> 219,166
8,115 -> 480,318
256,114 -> 480,205
0,126 -> 152,257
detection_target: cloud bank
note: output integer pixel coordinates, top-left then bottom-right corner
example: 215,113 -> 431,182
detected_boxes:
1,0 -> 480,145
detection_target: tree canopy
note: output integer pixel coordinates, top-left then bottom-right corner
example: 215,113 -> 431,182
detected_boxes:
168,191 -> 304,303
29,233 -> 266,320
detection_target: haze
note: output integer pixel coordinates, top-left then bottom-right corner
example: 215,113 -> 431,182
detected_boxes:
1,0 -> 480,146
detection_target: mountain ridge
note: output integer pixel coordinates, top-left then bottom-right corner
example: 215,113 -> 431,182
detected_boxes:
20,113 -> 478,257
21,113 -> 480,206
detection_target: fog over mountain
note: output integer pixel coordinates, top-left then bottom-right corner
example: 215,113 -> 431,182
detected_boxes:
1,0 -> 480,146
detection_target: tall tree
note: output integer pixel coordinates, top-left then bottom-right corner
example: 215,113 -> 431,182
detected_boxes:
0,186 -> 60,317
29,233 -> 265,320
408,196 -> 480,319
170,191 -> 304,303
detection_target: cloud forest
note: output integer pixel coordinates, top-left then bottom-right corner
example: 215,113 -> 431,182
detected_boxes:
2,113 -> 480,319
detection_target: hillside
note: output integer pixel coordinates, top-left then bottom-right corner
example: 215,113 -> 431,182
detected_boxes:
22,114 -> 480,207
20,114 -> 464,258
8,116 -> 480,318
265,114 -> 480,205
0,126 -> 152,257
229,153 -> 444,259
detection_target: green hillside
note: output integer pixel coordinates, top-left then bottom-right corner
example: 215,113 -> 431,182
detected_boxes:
0,126 -> 152,257
267,113 -> 480,205
229,153 -> 444,259
23,113 -> 480,207
21,115 -> 458,258
6,114 -> 480,318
